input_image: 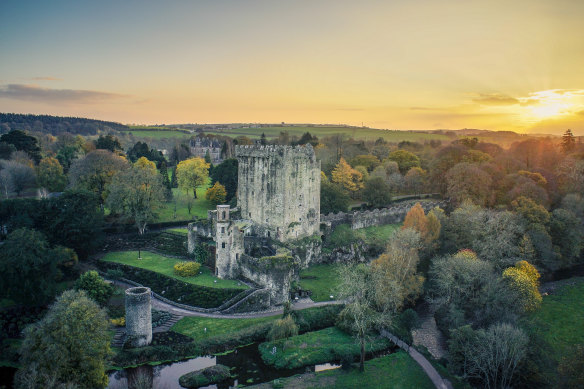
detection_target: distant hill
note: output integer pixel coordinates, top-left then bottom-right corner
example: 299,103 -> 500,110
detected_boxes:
0,113 -> 128,136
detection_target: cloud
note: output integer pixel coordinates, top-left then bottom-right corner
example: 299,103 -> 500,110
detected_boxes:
0,84 -> 127,104
30,76 -> 61,81
577,110 -> 584,116
409,106 -> 433,111
472,93 -> 519,105
335,107 -> 364,111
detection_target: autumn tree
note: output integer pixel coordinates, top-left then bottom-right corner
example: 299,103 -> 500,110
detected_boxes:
68,149 -> 129,204
446,163 -> 493,206
331,157 -> 363,193
176,157 -> 210,198
350,155 -> 380,172
36,157 -> 67,193
404,167 -> 426,195
205,181 -> 227,205
15,290 -> 111,389
106,159 -> 166,234
502,260 -> 542,313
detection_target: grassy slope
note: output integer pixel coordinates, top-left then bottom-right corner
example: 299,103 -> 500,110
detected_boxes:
156,186 -> 214,222
259,327 -> 390,369
259,351 -> 434,389
299,264 -> 342,302
166,227 -> 189,235
101,250 -> 247,290
522,277 -> 584,362
171,315 -> 277,341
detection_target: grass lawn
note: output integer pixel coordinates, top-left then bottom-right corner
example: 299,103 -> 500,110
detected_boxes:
259,327 -> 391,369
326,223 -> 400,249
156,187 -> 214,222
171,315 -> 277,341
101,250 -> 247,290
299,264 -> 342,302
166,227 -> 189,235
259,351 -> 434,389
522,277 -> 584,362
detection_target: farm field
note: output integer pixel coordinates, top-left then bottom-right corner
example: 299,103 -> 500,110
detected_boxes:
119,125 -> 451,143
101,250 -> 248,290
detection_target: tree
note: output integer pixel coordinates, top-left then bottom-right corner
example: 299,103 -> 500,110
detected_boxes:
210,158 -> 238,201
371,228 -> 424,313
68,149 -> 129,204
0,141 -> 16,159
502,260 -> 542,313
362,176 -> 392,208
75,270 -> 114,306
350,155 -> 380,172
260,132 -> 267,145
37,157 -> 67,193
336,264 -> 380,372
176,157 -> 210,198
0,130 -> 41,163
331,157 -> 364,193
404,167 -> 426,195
268,315 -> 298,341
0,228 -> 59,305
320,181 -> 351,214
158,160 -> 173,200
15,290 -> 111,389
205,182 -> 227,205
561,129 -> 576,154
402,203 -> 428,238
127,141 -> 165,166
446,163 -> 493,206
106,163 -> 166,234
549,208 -> 583,268
0,160 -> 36,196
387,149 -> 420,174
94,134 -> 122,152
170,165 -> 178,188
449,323 -> 528,389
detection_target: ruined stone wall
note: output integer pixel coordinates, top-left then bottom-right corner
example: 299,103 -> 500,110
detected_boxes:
125,287 -> 152,347
321,200 -> 448,230
236,144 -> 320,242
237,254 -> 296,305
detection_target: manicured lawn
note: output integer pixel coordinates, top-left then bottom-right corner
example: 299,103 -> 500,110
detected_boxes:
156,187 -> 215,222
171,315 -> 278,341
522,277 -> 584,362
299,264 -> 342,302
261,351 -> 435,389
259,327 -> 391,369
101,250 -> 247,290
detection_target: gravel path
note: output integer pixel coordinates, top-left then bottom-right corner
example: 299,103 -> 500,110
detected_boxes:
411,303 -> 447,360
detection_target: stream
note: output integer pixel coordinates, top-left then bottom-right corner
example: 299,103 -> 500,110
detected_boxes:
107,343 -> 342,389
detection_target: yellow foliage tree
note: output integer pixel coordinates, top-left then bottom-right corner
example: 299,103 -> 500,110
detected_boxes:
205,182 -> 227,205
502,260 -> 542,313
331,158 -> 363,192
402,203 -> 431,242
176,157 -> 210,198
134,156 -> 157,174
426,208 -> 442,243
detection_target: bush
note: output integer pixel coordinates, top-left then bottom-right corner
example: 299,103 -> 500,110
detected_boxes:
268,315 -> 298,341
75,270 -> 114,306
111,317 -> 125,327
174,261 -> 201,277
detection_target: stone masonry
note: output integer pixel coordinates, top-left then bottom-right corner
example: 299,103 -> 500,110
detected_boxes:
125,287 -> 152,347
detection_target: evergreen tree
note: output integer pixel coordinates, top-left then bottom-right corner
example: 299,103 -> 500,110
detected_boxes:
170,165 -> 178,188
562,129 -> 576,154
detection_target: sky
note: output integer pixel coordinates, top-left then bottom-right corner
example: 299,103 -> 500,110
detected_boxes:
1,0 -> 583,135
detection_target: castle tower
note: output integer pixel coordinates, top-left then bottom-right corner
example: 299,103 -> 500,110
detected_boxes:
235,144 -> 321,242
215,204 -> 232,278
125,287 -> 152,347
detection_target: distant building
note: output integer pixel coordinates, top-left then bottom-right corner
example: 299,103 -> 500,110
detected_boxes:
189,136 -> 223,164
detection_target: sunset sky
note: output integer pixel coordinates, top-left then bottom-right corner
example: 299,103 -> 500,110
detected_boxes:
1,0 -> 583,134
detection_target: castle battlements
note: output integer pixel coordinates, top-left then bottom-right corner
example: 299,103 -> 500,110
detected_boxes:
235,144 -> 315,160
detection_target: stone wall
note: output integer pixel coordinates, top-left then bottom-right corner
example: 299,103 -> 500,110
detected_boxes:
236,144 -> 320,242
321,200 -> 448,230
237,254 -> 296,305
125,287 -> 152,347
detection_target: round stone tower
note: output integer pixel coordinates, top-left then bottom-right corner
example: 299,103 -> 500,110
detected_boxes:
125,287 -> 152,347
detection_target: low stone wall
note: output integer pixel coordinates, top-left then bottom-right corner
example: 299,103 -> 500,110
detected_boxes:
221,288 -> 272,314
321,200 -> 448,230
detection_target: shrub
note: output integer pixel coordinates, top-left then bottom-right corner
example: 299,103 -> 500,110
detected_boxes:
268,315 -> 298,341
111,317 -> 125,327
174,261 -> 201,277
75,270 -> 114,306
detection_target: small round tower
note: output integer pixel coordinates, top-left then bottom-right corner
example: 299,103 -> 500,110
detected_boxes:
125,287 -> 152,347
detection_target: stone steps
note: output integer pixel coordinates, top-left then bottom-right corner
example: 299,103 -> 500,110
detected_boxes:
111,327 -> 126,347
153,314 -> 182,333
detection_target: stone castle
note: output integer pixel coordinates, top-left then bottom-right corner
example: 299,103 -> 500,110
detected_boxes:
189,144 -> 321,305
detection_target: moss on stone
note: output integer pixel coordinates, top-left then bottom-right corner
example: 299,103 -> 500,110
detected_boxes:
178,364 -> 231,388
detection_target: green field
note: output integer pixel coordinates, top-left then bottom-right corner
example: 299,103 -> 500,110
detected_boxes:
166,227 -> 189,235
523,278 -> 584,362
299,264 -> 342,302
156,187 -> 214,222
101,250 -> 248,290
256,351 -> 434,389
259,326 -> 390,369
326,223 -> 400,249
120,125 -> 451,143
171,315 -> 277,341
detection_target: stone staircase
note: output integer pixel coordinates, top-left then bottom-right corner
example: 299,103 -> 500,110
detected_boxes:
111,327 -> 126,348
153,313 -> 182,333
111,313 -> 183,347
